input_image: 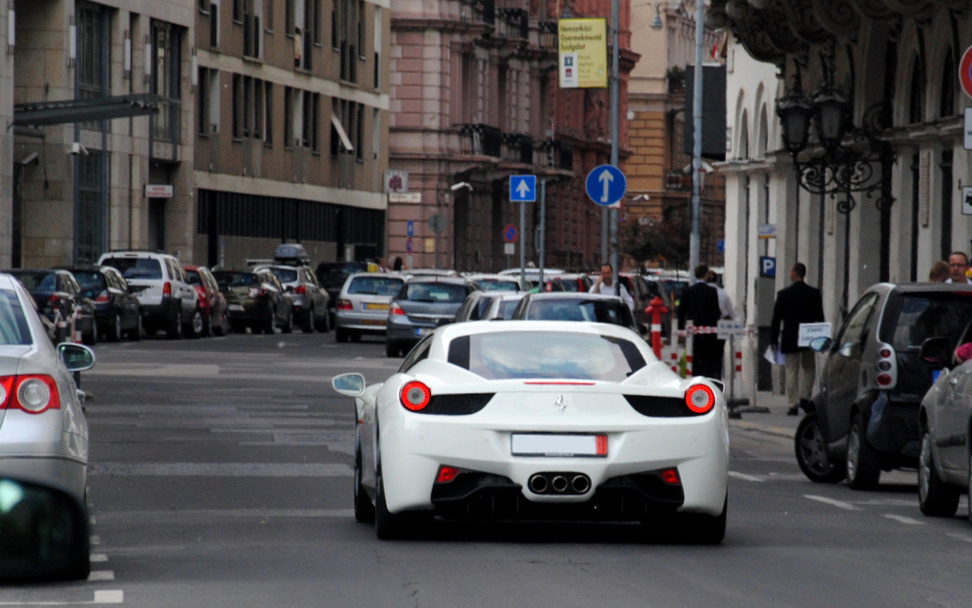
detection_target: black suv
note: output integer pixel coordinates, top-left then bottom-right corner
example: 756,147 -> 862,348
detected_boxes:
796,283 -> 972,489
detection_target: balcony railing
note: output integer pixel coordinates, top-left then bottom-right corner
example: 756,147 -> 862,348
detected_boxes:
459,124 -> 502,157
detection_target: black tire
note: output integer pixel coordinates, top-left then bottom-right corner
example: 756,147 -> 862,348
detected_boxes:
918,430 -> 960,517
846,412 -> 881,490
281,309 -> 294,334
83,319 -> 97,346
354,431 -> 375,524
263,307 -> 276,334
684,495 -> 727,545
106,311 -> 122,342
336,328 -> 348,343
184,308 -> 203,339
212,312 -> 227,337
374,470 -> 408,539
128,314 -> 142,341
385,340 -> 400,358
166,307 -> 182,340
316,308 -> 329,333
794,413 -> 846,484
302,306 -> 315,333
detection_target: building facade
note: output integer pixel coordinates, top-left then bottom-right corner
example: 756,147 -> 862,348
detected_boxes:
386,0 -> 636,273
716,1 -> 972,394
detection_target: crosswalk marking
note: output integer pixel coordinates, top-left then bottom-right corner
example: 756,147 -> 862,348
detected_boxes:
805,495 -> 860,511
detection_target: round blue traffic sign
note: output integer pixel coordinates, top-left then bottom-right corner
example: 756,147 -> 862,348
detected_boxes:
585,165 -> 627,207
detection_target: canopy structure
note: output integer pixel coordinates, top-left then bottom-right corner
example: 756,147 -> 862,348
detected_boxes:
12,94 -> 164,128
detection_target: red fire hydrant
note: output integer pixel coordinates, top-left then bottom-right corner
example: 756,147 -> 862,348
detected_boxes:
644,296 -> 669,360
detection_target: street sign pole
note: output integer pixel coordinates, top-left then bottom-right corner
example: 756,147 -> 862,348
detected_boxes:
609,0 -> 619,289
539,178 -> 547,286
519,200 -> 526,289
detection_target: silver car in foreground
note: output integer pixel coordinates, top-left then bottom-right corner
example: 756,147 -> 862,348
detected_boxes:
0,272 -> 96,580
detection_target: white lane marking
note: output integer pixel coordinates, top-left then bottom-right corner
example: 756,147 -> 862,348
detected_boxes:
96,508 -> 354,522
0,590 -> 124,605
728,471 -> 764,482
947,533 -> 972,543
804,495 -> 861,511
87,571 -> 115,581
88,462 -> 352,477
882,514 -> 924,525
90,554 -> 108,563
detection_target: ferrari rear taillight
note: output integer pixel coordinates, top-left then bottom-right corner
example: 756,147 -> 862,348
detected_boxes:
337,299 -> 353,311
390,303 -> 405,316
400,381 -> 431,411
684,384 -> 716,414
0,374 -> 61,414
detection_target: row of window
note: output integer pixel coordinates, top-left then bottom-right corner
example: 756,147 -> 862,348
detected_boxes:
199,67 -> 376,160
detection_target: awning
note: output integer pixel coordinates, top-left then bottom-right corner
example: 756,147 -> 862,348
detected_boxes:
330,114 -> 354,151
13,94 -> 165,127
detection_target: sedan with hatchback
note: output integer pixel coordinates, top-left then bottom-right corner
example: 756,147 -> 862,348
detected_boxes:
332,321 -> 728,542
213,269 -> 294,334
385,277 -> 479,357
333,272 -> 407,343
60,265 -> 141,342
0,272 -> 96,579
258,264 -> 329,333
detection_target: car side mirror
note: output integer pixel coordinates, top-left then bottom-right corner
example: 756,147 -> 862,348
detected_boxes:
58,343 -> 95,373
332,373 -> 366,397
919,336 -> 952,368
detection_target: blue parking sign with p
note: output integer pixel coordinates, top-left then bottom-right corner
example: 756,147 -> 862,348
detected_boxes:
760,256 -> 776,277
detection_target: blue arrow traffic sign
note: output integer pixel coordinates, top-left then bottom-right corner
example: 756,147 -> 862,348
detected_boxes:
585,165 -> 627,207
509,175 -> 537,202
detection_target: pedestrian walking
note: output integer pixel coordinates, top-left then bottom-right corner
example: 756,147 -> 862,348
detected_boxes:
770,262 -> 825,416
677,264 -> 723,379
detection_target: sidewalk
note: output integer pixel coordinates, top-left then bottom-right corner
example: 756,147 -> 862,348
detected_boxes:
727,390 -> 801,440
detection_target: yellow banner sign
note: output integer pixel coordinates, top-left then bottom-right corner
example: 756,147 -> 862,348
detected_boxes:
558,18 -> 607,89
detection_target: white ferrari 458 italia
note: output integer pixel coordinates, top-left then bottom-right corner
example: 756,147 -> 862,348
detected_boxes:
332,320 -> 729,542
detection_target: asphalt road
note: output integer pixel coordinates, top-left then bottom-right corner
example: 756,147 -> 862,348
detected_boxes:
2,332 -> 971,607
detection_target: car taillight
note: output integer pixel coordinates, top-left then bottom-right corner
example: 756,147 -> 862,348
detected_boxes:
294,285 -> 306,295
400,381 -> 431,411
337,299 -> 353,311
95,290 -> 111,303
875,343 -> 896,389
390,303 -> 405,316
0,375 -> 61,414
684,384 -> 716,414
163,282 -> 172,296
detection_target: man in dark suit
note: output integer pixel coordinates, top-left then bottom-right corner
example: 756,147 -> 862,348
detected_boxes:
770,262 -> 825,415
677,264 -> 723,379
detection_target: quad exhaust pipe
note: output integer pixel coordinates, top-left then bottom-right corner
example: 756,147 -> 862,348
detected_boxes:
528,472 -> 591,495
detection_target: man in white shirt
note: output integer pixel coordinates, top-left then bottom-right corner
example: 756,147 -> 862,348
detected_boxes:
706,270 -> 736,320
590,263 -> 635,312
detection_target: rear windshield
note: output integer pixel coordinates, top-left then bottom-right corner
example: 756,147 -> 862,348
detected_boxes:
214,272 -> 257,288
403,282 -> 469,303
887,293 -> 972,351
102,258 -> 163,280
347,276 -> 403,296
0,289 -> 31,345
268,268 -> 299,283
10,272 -> 56,292
477,279 -> 518,292
447,331 -> 646,381
524,297 -> 633,326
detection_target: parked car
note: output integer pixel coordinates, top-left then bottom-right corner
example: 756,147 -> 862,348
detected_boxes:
794,283 -> 972,489
59,265 -> 141,342
511,292 -> 638,331
5,269 -> 96,345
213,268 -> 294,334
316,261 -> 369,325
465,273 -> 521,292
498,267 -> 566,290
333,272 -> 407,343
184,264 -> 229,337
484,293 -> 525,320
97,251 -> 202,339
385,277 -> 480,356
454,291 -> 502,323
544,273 -> 593,293
0,272 -> 96,579
258,264 -> 329,333
916,331 -> 972,519
331,321 -> 728,542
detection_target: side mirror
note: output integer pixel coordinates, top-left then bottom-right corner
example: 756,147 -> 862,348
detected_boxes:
809,337 -> 832,352
0,478 -> 90,582
919,336 -> 952,367
332,373 -> 366,397
57,343 -> 95,373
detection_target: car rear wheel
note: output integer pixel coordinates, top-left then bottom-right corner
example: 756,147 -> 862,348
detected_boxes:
106,311 -> 122,342
315,309 -> 329,333
918,430 -> 960,517
336,327 -> 348,342
262,307 -> 276,334
385,340 -> 400,358
375,470 -> 408,539
83,319 -> 98,346
166,307 -> 182,340
184,308 -> 204,339
281,309 -> 294,334
354,434 -> 375,524
302,306 -> 315,333
128,314 -> 142,341
794,413 -> 846,484
846,413 -> 881,490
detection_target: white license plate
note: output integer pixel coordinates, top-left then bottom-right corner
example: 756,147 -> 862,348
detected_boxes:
511,434 -> 607,457
228,304 -> 244,311
415,327 -> 434,337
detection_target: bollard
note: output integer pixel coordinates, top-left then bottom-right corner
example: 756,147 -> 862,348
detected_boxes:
644,296 -> 669,360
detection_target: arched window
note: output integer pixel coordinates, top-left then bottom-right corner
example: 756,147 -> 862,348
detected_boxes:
940,50 -> 955,118
908,57 -> 923,124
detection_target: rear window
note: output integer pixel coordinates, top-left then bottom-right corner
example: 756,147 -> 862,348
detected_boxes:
11,272 -> 56,292
447,331 -> 646,381
347,276 -> 403,296
887,293 -> 972,351
269,268 -> 299,283
102,258 -> 163,280
525,298 -> 633,326
403,282 -> 469,303
477,279 -> 518,292
0,289 -> 31,345
214,272 -> 257,288
185,270 -> 202,285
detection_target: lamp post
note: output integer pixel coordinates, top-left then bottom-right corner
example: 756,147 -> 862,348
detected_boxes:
776,89 -> 895,319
